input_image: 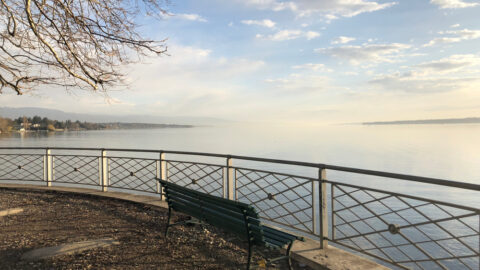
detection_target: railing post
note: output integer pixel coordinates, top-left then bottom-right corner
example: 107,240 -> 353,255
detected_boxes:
226,156 -> 234,200
101,150 -> 108,192
44,148 -> 52,187
312,180 -> 317,236
331,184 -> 335,241
319,167 -> 328,249
158,152 -> 166,200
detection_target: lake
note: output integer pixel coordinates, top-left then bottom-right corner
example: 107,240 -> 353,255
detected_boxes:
1,123 -> 479,205
1,123 -> 479,181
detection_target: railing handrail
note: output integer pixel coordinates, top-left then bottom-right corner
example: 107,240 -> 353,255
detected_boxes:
0,146 -> 479,191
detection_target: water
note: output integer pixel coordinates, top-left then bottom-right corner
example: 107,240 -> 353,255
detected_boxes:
1,123 -> 479,182
1,123 -> 478,205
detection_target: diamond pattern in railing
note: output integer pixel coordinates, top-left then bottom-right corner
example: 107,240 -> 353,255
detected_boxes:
236,168 -> 314,234
52,155 -> 99,186
108,157 -> 157,193
166,161 -> 224,197
0,154 -> 44,181
332,183 -> 480,270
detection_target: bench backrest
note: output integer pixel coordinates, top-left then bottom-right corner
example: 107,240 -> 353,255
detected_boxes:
159,179 -> 265,246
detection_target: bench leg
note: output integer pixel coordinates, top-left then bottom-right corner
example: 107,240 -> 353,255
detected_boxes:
286,242 -> 293,270
164,207 -> 172,237
246,243 -> 252,270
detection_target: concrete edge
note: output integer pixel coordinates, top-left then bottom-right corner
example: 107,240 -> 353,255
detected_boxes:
0,183 -> 391,270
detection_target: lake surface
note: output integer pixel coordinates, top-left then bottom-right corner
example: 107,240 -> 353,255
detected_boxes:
1,123 -> 479,206
1,123 -> 479,181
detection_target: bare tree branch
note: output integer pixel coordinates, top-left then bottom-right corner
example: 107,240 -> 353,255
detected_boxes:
0,0 -> 168,95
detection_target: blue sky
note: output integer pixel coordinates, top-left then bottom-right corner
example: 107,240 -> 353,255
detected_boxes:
4,0 -> 480,124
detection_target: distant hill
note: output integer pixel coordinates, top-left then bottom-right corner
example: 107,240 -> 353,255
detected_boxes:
363,117 -> 480,125
0,107 -> 230,126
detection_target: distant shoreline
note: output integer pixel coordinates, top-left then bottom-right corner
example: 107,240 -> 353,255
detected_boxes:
362,117 -> 480,125
0,122 -> 193,134
0,125 -> 194,136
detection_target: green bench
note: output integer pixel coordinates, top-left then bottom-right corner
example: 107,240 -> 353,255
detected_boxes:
157,179 -> 304,270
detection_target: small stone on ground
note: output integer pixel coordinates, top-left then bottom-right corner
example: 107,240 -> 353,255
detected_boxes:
0,208 -> 23,217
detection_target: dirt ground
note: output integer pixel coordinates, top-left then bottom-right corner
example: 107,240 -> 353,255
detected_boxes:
0,188 -> 312,270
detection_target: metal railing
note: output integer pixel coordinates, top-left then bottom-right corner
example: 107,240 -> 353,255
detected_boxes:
0,147 -> 478,270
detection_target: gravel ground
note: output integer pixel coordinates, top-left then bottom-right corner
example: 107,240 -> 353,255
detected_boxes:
0,189 -> 312,270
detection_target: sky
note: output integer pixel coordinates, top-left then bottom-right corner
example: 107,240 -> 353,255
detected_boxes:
2,0 -> 480,124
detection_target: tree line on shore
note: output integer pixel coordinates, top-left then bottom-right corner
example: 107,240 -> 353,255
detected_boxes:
0,116 -> 193,133
0,116 -> 112,132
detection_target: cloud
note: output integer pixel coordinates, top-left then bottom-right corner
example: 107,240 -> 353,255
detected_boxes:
430,0 -> 479,9
331,36 -> 356,44
316,43 -> 411,65
265,73 -> 330,93
292,63 -> 333,72
132,45 -> 264,79
241,19 -> 276,28
120,44 -> 267,117
305,31 -> 321,40
415,54 -> 480,73
424,28 -> 480,46
243,0 -> 396,19
369,73 -> 480,93
242,0 -> 297,12
257,29 -> 320,41
161,13 -> 207,22
369,54 -> 480,92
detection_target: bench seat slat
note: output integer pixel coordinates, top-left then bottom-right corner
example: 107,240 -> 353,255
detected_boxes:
167,187 -> 251,214
170,198 -> 245,228
169,201 -> 203,220
263,236 -> 289,248
262,225 -> 303,242
169,194 -> 246,225
169,197 -> 265,244
203,215 -> 264,243
161,180 -> 255,212
167,190 -> 244,216
170,201 -> 244,232
167,189 -> 259,222
170,201 -> 265,243
263,234 -> 292,247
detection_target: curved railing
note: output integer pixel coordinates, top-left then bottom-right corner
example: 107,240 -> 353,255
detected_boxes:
0,147 -> 479,270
